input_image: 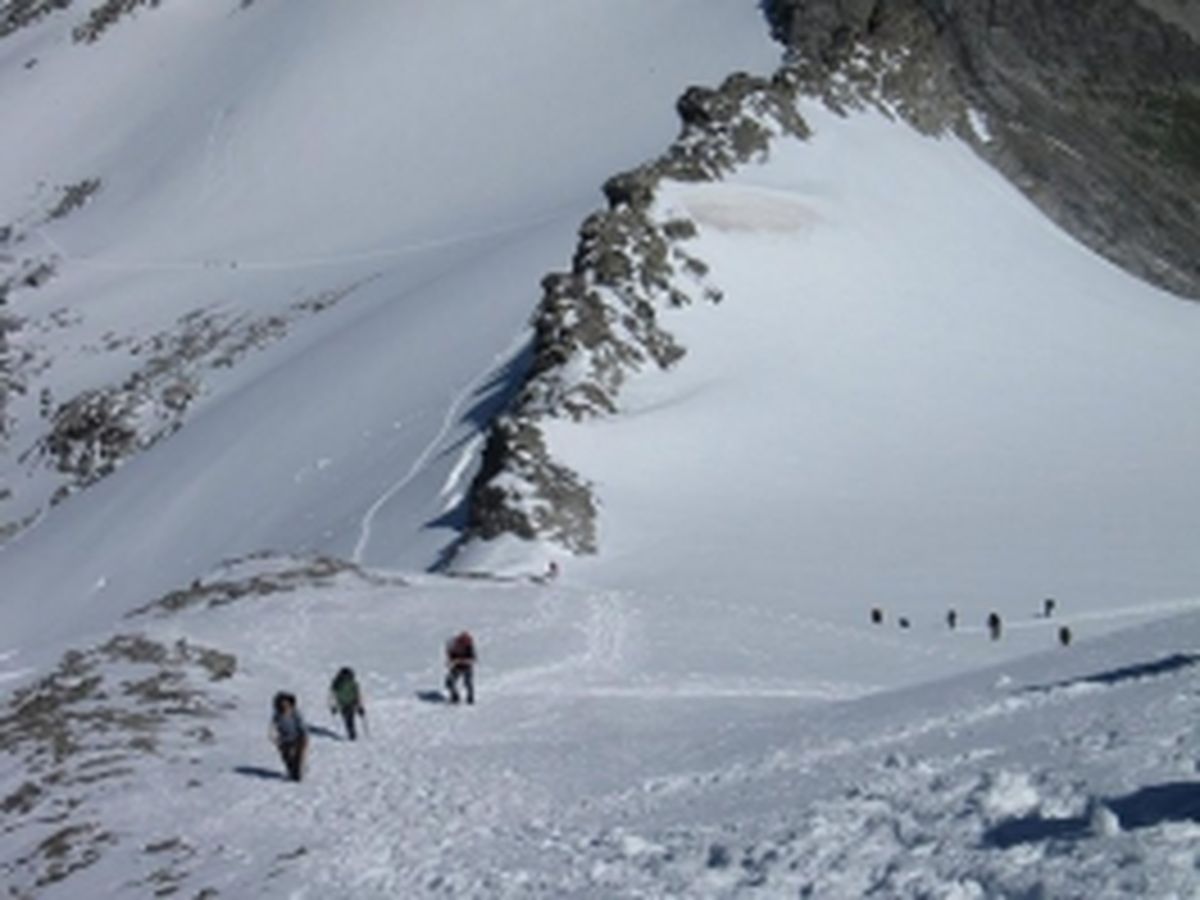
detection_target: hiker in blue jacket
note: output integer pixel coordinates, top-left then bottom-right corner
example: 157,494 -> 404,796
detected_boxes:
269,692 -> 308,781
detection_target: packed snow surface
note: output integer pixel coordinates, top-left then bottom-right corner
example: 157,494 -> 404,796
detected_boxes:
3,564 -> 1200,898
3,3 -> 1200,897
537,101 -> 1200,690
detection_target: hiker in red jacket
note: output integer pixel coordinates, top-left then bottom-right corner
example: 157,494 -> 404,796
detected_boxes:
445,631 -> 476,705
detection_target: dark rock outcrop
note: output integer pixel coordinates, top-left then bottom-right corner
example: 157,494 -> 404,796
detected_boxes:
764,0 -> 1200,300
0,0 -> 71,38
461,0 -> 1200,561
6,277 -> 374,541
457,73 -> 807,560
0,0 -> 162,42
72,0 -> 161,43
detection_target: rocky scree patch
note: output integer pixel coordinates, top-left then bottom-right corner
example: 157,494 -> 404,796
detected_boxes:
0,634 -> 235,898
1,272 -> 376,544
129,552 -> 405,618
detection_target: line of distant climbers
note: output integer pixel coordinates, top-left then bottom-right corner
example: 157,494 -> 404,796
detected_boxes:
870,597 -> 1073,647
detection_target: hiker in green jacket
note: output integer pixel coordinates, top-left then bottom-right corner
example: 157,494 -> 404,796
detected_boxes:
329,667 -> 366,740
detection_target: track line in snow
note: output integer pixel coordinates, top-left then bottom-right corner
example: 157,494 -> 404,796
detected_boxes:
350,331 -> 527,566
488,590 -> 634,697
32,206 -> 571,273
437,434 -> 486,514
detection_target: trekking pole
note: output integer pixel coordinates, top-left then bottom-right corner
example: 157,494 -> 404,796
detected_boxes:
361,709 -> 370,739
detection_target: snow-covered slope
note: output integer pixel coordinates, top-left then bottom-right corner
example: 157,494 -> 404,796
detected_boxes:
4,3 -> 1200,898
478,100 -> 1200,690
0,0 -> 780,649
4,558 -> 1200,897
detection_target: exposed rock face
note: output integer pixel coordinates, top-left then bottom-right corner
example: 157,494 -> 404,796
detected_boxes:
765,0 -> 1200,300
462,0 -> 1200,561
72,0 -> 161,42
1137,0 -> 1200,44
0,0 -> 160,41
458,73 -> 807,560
4,275 -> 374,541
0,0 -> 72,38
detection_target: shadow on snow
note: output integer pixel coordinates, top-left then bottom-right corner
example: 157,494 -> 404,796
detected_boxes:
425,340 -> 534,570
306,723 -> 344,741
985,782 -> 1200,848
1022,653 -> 1200,696
232,765 -> 289,782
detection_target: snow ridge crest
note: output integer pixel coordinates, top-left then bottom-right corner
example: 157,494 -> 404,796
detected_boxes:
456,73 -> 808,559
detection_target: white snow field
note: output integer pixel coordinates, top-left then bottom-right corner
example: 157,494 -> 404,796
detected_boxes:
4,2 -> 1200,898
4,560 -> 1200,898
528,100 -> 1200,693
0,0 -> 780,650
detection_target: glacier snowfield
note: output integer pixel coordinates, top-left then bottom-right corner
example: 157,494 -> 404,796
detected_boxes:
2,1 -> 1200,897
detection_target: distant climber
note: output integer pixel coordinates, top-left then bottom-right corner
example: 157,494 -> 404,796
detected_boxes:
269,692 -> 308,781
898,617 -> 911,629
1043,597 -> 1057,618
329,667 -> 366,741
870,607 -> 883,625
532,560 -> 560,585
445,631 -> 477,705
987,612 -> 1002,641
1058,625 -> 1072,647
946,609 -> 958,630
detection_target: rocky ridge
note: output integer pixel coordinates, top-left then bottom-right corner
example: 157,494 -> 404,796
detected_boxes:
1,0 -> 178,43
459,0 -> 1200,561
765,0 -> 1200,300
456,73 -> 808,558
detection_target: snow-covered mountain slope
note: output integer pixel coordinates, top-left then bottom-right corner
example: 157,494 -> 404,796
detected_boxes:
4,3 -> 1200,898
0,0 -> 780,650
4,558 -> 1200,898
461,98 -> 1200,690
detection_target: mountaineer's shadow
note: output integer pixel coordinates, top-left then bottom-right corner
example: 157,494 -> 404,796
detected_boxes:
233,765 -> 288,781
306,724 -> 343,741
984,782 -> 1200,848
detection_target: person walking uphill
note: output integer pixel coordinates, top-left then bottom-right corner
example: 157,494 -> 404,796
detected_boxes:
445,631 -> 477,705
329,667 -> 366,741
270,692 -> 308,781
